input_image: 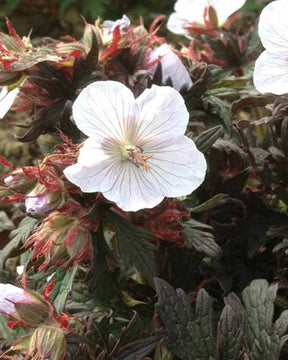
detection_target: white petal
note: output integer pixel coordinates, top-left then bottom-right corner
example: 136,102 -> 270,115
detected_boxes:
72,81 -> 137,142
258,0 -> 288,52
210,0 -> 246,25
64,138 -> 122,193
103,136 -> 206,211
0,284 -> 29,315
102,161 -> 165,211
167,12 -> 191,36
103,14 -> 130,31
0,87 -> 19,119
174,0 -> 209,24
145,136 -> 207,197
148,44 -> 192,91
253,51 -> 288,95
170,0 -> 246,28
135,85 -> 189,142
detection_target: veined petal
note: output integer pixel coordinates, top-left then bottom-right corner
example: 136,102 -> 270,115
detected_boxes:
146,136 -> 207,197
254,51 -> 288,95
148,44 -> 192,91
167,12 -> 191,36
102,162 -> 164,211
64,138 -> 122,193
258,0 -> 288,52
210,0 -> 246,25
72,81 -> 138,142
102,136 -> 206,211
0,284 -> 29,315
135,85 -> 189,142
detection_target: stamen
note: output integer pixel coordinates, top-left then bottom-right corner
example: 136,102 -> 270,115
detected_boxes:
125,145 -> 152,171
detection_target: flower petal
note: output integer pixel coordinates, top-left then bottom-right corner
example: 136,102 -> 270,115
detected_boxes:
102,161 -> 165,211
0,87 -> 19,119
211,0 -> 246,25
64,138 -> 122,193
170,0 -> 246,27
174,0 -> 209,24
72,80 -> 137,142
254,51 -> 288,95
0,284 -> 29,315
258,0 -> 288,52
148,44 -> 192,91
167,12 -> 191,36
103,14 -> 130,31
146,136 -> 207,197
135,85 -> 189,142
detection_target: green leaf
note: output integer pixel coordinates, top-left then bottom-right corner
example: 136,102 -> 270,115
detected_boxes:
51,266 -> 78,313
0,211 -> 14,231
114,337 -> 159,360
193,125 -> 224,153
155,278 -> 216,360
242,279 -> 288,360
188,194 -> 230,213
117,311 -> 143,347
87,225 -> 118,297
103,209 -> 156,287
0,314 -> 28,341
217,294 -> 245,360
205,95 -> 231,134
0,216 -> 37,268
182,220 -> 222,259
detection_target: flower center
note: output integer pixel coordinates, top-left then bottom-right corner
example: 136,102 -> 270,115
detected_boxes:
122,144 -> 152,172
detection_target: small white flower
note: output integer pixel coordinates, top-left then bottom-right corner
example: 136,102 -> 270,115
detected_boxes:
148,44 -> 193,91
0,86 -> 19,119
0,283 -> 30,315
64,81 -> 206,212
254,0 -> 288,95
167,0 -> 246,37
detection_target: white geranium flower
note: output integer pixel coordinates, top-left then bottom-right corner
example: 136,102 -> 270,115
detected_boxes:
167,0 -> 246,36
64,81 -> 206,212
254,0 -> 288,95
0,86 -> 19,119
148,44 -> 193,91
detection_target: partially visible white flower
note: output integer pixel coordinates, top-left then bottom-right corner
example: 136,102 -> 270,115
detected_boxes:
148,44 -> 193,91
0,86 -> 19,119
254,0 -> 288,95
100,14 -> 130,46
0,283 -> 30,315
103,14 -> 130,32
64,81 -> 206,212
167,0 -> 247,37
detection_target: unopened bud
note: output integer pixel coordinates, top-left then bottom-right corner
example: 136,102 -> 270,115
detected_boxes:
25,184 -> 64,217
208,6 -> 219,27
29,326 -> 66,360
4,169 -> 35,192
0,283 -> 53,326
